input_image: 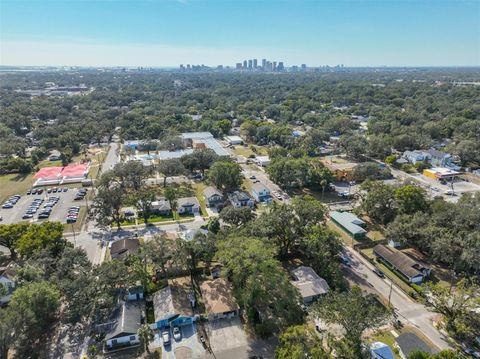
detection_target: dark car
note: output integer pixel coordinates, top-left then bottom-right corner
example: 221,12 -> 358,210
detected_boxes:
26,189 -> 32,195
22,214 -> 34,219
373,268 -> 385,278
37,189 -> 43,194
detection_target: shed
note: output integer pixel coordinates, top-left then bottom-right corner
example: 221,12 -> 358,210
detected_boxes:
329,211 -> 367,240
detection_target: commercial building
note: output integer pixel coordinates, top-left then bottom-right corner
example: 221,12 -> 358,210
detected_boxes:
33,163 -> 89,186
423,167 -> 460,180
329,211 -> 367,240
224,135 -> 244,145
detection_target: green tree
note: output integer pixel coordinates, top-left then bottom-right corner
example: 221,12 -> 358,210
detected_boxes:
275,325 -> 329,359
219,206 -> 255,226
157,158 -> 185,187
207,160 -> 243,193
181,148 -> 218,175
359,181 -> 397,225
312,286 -> 391,357
137,324 -> 155,353
14,222 -> 68,258
9,281 -> 61,355
129,187 -> 156,224
164,186 -> 178,214
0,222 -> 30,259
395,185 -> 429,215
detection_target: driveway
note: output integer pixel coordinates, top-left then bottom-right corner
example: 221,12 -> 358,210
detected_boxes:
206,317 -> 248,352
152,323 -> 205,359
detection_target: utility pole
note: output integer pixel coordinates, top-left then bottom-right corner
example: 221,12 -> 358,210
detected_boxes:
388,280 -> 393,307
71,223 -> 76,246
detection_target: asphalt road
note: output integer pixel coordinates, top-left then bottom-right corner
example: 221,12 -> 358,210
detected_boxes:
342,246 -> 451,350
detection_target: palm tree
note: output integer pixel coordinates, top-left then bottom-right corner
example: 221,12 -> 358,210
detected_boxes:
137,324 -> 154,353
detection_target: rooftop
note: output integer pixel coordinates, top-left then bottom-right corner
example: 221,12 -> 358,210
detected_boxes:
396,333 -> 433,357
373,244 -> 429,279
200,278 -> 239,315
330,211 -> 367,235
291,266 -> 330,298
204,186 -> 223,198
105,301 -> 142,340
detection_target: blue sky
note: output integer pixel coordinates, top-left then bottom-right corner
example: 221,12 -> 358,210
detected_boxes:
1,0 -> 479,67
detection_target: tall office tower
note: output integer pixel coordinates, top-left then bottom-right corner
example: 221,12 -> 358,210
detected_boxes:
187,64 -> 191,70
236,63 -> 242,70
248,59 -> 253,69
273,61 -> 277,71
180,64 -> 185,71
243,60 -> 247,68
262,59 -> 267,69
266,61 -> 273,71
277,62 -> 284,71
253,59 -> 258,68
301,64 -> 307,71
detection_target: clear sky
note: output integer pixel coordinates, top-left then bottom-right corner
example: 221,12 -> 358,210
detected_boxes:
1,0 -> 479,67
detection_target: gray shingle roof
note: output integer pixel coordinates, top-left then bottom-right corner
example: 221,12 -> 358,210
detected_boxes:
177,197 -> 200,208
204,186 -> 222,199
105,301 -> 142,340
291,266 -> 330,298
373,245 -> 429,280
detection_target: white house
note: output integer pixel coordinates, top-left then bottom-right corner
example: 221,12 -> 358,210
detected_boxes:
104,301 -> 142,351
254,156 -> 270,167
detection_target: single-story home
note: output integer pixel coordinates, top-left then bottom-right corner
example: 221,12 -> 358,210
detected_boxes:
177,197 -> 201,215
224,135 -> 244,146
104,301 -> 143,351
254,156 -> 270,167
110,238 -> 140,260
291,266 -> 330,304
373,244 -> 431,284
0,267 -> 16,306
151,197 -> 171,216
203,186 -> 224,208
329,211 -> 367,240
251,182 -> 273,204
228,191 -> 255,208
370,342 -> 395,359
152,281 -> 196,329
200,278 -> 240,321
396,332 -> 433,359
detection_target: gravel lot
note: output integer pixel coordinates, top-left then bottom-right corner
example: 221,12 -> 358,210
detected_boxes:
0,186 -> 89,225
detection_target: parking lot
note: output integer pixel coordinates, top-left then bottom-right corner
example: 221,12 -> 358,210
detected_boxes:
0,186 -> 89,226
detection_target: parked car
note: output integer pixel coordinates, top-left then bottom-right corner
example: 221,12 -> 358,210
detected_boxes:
373,268 -> 385,278
37,189 -> 43,194
173,326 -> 182,341
47,188 -> 52,193
2,203 -> 13,209
249,175 -> 256,180
162,331 -> 170,346
26,189 -> 32,195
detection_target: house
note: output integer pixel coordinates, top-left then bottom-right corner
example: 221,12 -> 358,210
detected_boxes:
426,148 -> 452,167
152,280 -> 196,329
126,285 -> 144,301
0,267 -> 16,306
370,342 -> 395,359
224,135 -> 244,146
395,333 -> 433,359
177,197 -> 201,215
104,301 -> 142,351
110,238 -> 140,260
200,278 -> 240,321
403,150 -> 430,164
322,160 -> 357,181
228,191 -> 255,208
203,186 -> 224,208
254,156 -> 270,167
291,266 -> 330,304
251,183 -> 273,204
329,211 -> 367,240
48,149 -> 61,161
373,244 -> 431,284
123,140 -> 141,151
151,197 -> 171,216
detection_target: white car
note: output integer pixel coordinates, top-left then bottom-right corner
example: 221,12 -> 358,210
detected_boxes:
162,331 -> 170,346
173,326 -> 182,341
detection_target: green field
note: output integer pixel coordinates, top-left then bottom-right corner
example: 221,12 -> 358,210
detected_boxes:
0,173 -> 35,203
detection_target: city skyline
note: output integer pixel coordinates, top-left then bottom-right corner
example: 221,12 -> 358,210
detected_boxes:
1,0 -> 479,67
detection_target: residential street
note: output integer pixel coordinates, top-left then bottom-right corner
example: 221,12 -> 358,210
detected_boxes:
342,246 -> 451,350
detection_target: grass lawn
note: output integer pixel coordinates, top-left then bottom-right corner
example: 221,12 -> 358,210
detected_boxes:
0,173 -> 35,203
232,144 -> 268,158
327,219 -> 359,246
192,182 -> 209,217
147,213 -> 174,223
369,331 -> 401,359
